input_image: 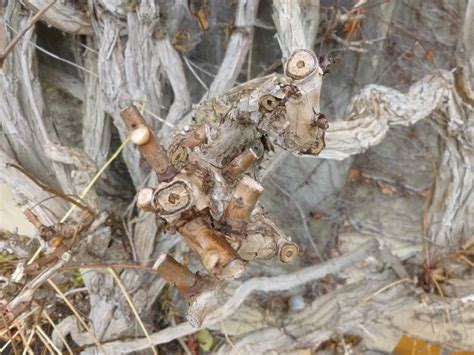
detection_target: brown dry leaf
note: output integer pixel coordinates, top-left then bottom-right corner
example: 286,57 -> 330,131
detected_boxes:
329,248 -> 341,258
377,181 -> 397,196
393,335 -> 474,354
343,18 -> 360,34
196,7 -> 209,31
190,0 -> 209,31
186,335 -> 200,355
462,235 -> 474,251
348,168 -> 362,182
310,211 -> 322,220
431,266 -> 447,282
172,29 -> 194,53
424,49 -> 434,61
419,187 -> 432,199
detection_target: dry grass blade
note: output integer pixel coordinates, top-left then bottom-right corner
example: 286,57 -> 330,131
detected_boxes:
428,272 -> 454,334
219,311 -> 240,355
16,323 -> 32,355
60,136 -> 131,222
0,328 -> 20,353
35,326 -> 56,354
47,279 -> 105,352
42,310 -> 73,354
35,325 -> 61,354
108,267 -> 158,355
0,307 -> 39,338
358,278 -> 411,306
0,307 -> 19,355
23,328 -> 36,355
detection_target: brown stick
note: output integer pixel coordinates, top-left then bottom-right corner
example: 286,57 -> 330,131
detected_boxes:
222,149 -> 260,179
152,254 -> 209,299
0,0 -> 57,68
178,217 -> 244,279
222,176 -> 263,231
152,253 -> 222,327
120,106 -> 177,182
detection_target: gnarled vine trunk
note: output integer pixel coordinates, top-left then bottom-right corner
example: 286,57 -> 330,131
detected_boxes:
0,0 -> 473,354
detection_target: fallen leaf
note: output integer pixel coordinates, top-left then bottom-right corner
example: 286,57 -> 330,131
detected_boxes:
310,211 -> 322,220
343,18 -> 360,34
377,181 -> 397,196
348,168 -> 362,182
393,335 -> 474,354
190,0 -> 209,31
419,188 -> 432,199
424,49 -> 434,61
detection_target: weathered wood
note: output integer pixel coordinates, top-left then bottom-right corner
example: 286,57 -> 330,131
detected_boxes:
272,0 -> 309,57
205,0 -> 260,98
23,0 -> 92,35
2,1 -> 473,353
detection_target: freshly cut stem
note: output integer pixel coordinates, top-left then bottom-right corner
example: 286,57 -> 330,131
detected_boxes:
222,176 -> 264,231
223,149 -> 259,179
120,106 -> 177,182
178,217 -> 244,279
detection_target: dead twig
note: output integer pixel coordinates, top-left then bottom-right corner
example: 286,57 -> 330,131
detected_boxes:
6,163 -> 94,218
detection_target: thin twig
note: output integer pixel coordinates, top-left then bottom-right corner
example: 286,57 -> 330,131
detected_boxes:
169,314 -> 193,355
14,306 -> 41,355
23,327 -> 36,355
0,328 -> 20,353
107,267 -> 158,355
4,25 -> 175,130
0,307 -> 39,338
0,0 -> 57,67
6,163 -> 94,217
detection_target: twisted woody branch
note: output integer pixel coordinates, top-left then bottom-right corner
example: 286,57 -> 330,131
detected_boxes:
120,49 -> 328,327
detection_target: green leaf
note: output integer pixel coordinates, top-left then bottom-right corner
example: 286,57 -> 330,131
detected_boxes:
196,329 -> 214,352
